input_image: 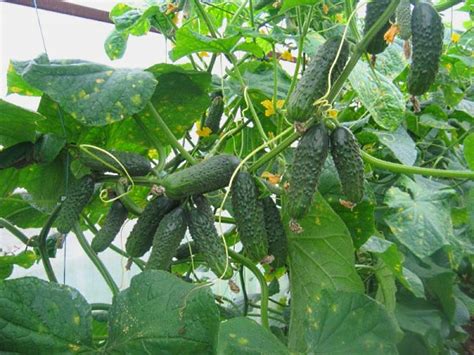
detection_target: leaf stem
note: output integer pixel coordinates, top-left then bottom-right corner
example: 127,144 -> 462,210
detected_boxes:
133,116 -> 166,173
239,266 -> 249,316
0,218 -> 29,245
434,0 -> 463,12
37,204 -> 62,283
115,182 -> 144,216
228,250 -> 269,329
73,223 -> 119,296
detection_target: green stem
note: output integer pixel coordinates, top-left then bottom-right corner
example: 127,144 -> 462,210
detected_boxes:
344,0 -> 361,41
229,0 -> 250,27
37,204 -> 62,283
192,0 -> 219,37
361,150 -> 474,179
133,116 -> 166,173
0,218 -> 29,245
115,182 -> 144,216
147,103 -> 196,165
73,223 -> 119,296
91,303 -> 111,311
239,266 -> 249,316
228,250 -> 269,329
244,89 -> 269,143
434,0 -> 463,12
214,216 -> 235,224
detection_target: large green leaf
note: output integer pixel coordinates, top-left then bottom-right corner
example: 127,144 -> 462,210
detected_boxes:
284,192 -> 364,352
384,176 -> 455,259
463,133 -> 474,170
375,43 -> 408,80
106,271 -> 220,353
0,99 -> 43,148
304,290 -> 401,354
371,126 -> 417,166
12,54 -> 157,126
6,62 -> 42,96
216,317 -> 289,354
349,61 -> 405,131
170,27 -> 241,61
0,194 -> 48,228
0,277 -> 94,353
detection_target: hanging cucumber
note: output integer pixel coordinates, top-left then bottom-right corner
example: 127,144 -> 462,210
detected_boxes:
262,197 -> 288,268
125,195 -> 178,257
161,154 -> 240,199
91,199 -> 128,253
187,195 -> 232,279
287,123 -> 329,220
56,175 -> 95,234
204,94 -> 224,134
396,0 -> 412,40
145,207 -> 187,271
407,2 -> 444,96
287,37 -> 349,123
330,126 -> 365,204
79,150 -> 151,176
231,172 -> 268,262
364,0 -> 393,55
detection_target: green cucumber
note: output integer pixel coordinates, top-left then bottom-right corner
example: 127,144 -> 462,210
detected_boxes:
396,0 -> 412,40
56,175 -> 95,234
161,154 -> 240,200
287,37 -> 349,122
145,207 -> 187,271
287,123 -> 329,220
91,199 -> 128,253
187,195 -> 232,279
204,95 -> 224,134
262,197 -> 288,268
407,2 -> 444,96
125,195 -> 178,257
0,142 -> 35,169
231,172 -> 268,262
364,0 -> 393,55
330,126 -> 365,203
80,150 -> 151,176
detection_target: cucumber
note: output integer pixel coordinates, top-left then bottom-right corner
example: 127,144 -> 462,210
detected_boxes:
364,0 -> 393,55
330,126 -> 365,203
262,197 -> 288,268
56,175 -> 95,234
287,37 -> 349,122
125,195 -> 178,257
187,195 -> 232,279
407,2 -> 444,96
204,95 -> 224,134
231,172 -> 268,262
79,150 -> 151,176
287,123 -> 329,220
161,154 -> 240,200
396,0 -> 412,40
91,199 -> 128,253
0,142 -> 35,169
145,207 -> 187,271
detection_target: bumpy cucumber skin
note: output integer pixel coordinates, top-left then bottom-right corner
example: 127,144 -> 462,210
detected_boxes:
80,150 -> 151,176
231,172 -> 268,262
396,0 -> 412,40
56,175 -> 95,233
330,126 -> 365,203
162,154 -> 240,200
91,200 -> 128,253
125,196 -> 178,257
408,2 -> 444,96
145,207 -> 187,271
262,197 -> 288,268
287,37 -> 349,123
364,0 -> 393,55
204,96 -> 224,134
287,124 -> 329,220
187,196 -> 232,279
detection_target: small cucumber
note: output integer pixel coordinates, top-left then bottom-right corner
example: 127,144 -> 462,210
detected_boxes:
396,0 -> 412,40
80,150 -> 151,176
91,199 -> 128,253
262,197 -> 288,268
204,95 -> 224,134
364,0 -> 393,55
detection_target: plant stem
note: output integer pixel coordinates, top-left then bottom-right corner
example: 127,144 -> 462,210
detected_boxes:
239,266 -> 249,316
73,223 -> 119,296
228,250 -> 269,329
91,303 -> 111,311
361,150 -> 474,179
37,204 -> 62,283
0,218 -> 29,245
435,0 -> 463,11
147,103 -> 196,165
115,182 -> 144,216
133,116 -> 166,173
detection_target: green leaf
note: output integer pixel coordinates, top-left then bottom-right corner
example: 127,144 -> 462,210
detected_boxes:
371,126 -> 417,166
33,134 -> 66,164
349,61 -> 405,131
0,169 -> 20,197
0,277 -> 94,353
304,290 -> 401,354
463,133 -> 474,170
0,194 -> 48,228
0,99 -> 43,148
375,42 -> 408,80
170,27 -> 240,61
375,260 -> 397,313
216,317 -> 289,354
6,62 -> 42,96
384,176 -> 455,258
12,55 -> 157,126
104,30 -> 129,60
284,192 -> 364,352
106,271 -> 220,353
280,0 -> 317,12
0,251 -> 37,280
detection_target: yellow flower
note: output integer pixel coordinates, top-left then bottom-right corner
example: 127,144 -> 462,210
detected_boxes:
327,108 -> 338,119
166,3 -> 178,14
335,13 -> 344,23
195,122 -> 212,137
198,51 -> 209,58
384,24 -> 400,44
261,99 -> 285,116
147,149 -> 158,159
451,32 -> 460,43
280,50 -> 293,61
276,99 -> 285,109
261,171 -> 281,185
322,3 -> 329,15
445,63 -> 452,72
